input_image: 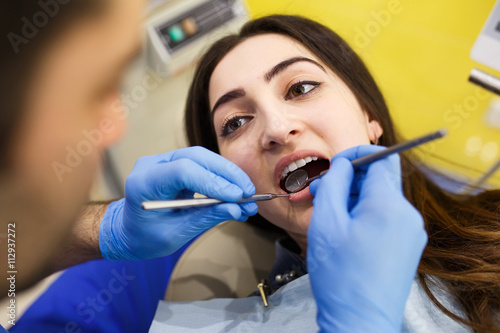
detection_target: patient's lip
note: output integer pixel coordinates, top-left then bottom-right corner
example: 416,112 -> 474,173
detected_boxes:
274,149 -> 328,189
288,186 -> 314,202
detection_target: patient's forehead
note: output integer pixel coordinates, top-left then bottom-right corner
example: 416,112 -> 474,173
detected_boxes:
208,34 -> 325,103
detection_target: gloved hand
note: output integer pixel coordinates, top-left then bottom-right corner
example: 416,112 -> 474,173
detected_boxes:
99,146 -> 258,261
307,145 -> 427,333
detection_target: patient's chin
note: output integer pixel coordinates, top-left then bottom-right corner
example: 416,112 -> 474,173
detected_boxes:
259,206 -> 312,237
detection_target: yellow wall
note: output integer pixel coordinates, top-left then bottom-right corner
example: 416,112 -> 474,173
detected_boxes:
246,0 -> 500,187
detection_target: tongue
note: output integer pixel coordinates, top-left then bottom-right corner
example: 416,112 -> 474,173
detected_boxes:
303,159 -> 330,179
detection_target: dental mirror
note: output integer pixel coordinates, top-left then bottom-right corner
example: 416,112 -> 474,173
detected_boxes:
284,169 -> 309,193
283,128 -> 448,194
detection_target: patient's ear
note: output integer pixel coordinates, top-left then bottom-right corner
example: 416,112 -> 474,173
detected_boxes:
364,113 -> 383,144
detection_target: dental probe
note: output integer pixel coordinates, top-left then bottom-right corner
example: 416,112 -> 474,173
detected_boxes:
352,128 -> 447,168
142,128 -> 447,211
142,193 -> 291,210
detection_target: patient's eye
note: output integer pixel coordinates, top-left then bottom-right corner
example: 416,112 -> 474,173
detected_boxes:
286,81 -> 320,100
221,115 -> 252,136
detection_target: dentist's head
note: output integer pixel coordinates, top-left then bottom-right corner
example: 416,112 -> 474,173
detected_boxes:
0,0 -> 145,291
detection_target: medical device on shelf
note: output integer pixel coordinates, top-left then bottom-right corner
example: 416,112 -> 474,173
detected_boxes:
146,0 -> 248,77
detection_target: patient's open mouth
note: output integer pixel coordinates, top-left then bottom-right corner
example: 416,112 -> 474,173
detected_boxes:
279,157 -> 330,193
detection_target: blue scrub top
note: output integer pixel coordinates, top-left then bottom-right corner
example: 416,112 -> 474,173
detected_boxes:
10,241 -> 190,333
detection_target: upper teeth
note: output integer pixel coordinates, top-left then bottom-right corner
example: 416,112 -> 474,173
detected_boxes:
281,156 -> 319,179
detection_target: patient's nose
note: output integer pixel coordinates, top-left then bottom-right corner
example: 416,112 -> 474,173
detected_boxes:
260,112 -> 303,149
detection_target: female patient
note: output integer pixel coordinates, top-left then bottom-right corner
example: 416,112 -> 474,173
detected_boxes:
12,14 -> 498,333
185,15 -> 500,332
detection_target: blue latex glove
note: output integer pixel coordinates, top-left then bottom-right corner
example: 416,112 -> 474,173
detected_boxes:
100,147 -> 258,261
307,145 -> 427,333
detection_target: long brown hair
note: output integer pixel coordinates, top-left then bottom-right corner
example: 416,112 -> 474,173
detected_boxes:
185,15 -> 500,332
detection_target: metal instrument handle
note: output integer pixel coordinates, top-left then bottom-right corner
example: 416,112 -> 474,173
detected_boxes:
142,193 -> 280,210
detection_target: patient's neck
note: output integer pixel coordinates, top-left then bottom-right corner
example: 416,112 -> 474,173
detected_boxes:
288,231 -> 308,257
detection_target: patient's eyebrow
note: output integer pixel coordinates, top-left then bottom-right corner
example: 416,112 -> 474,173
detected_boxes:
264,57 -> 326,83
211,88 -> 246,115
211,57 -> 325,116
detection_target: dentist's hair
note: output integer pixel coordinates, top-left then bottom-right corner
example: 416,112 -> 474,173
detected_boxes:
185,15 -> 500,332
0,0 -> 108,169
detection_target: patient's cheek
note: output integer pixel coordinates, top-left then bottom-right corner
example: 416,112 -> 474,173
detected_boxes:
223,152 -> 261,184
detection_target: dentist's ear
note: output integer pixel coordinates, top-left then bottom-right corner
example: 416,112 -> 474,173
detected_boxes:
364,113 -> 383,145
